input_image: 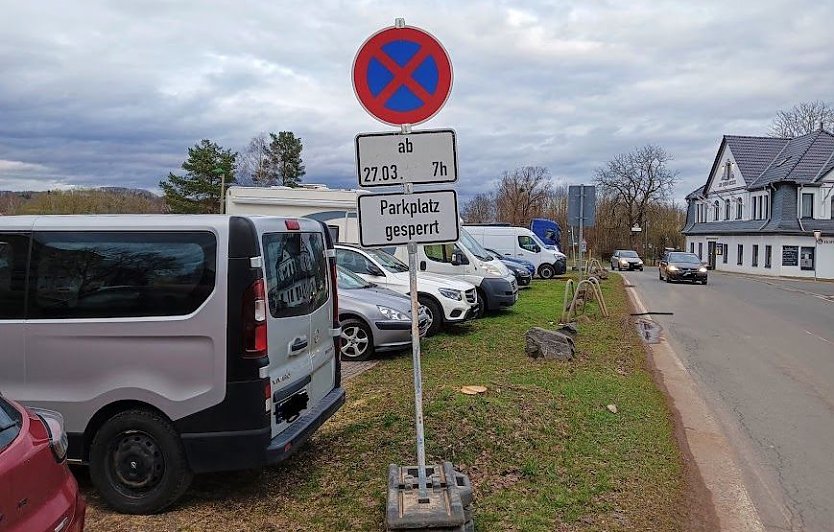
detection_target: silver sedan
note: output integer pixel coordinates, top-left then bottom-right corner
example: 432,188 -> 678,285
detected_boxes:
337,266 -> 428,361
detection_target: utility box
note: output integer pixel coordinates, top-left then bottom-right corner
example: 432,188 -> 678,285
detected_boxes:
386,462 -> 473,531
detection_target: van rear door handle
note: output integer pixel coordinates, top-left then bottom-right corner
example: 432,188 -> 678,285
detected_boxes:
290,337 -> 308,354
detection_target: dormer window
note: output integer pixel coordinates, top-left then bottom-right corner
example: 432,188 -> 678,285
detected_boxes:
713,200 -> 720,221
724,199 -> 731,220
736,198 -> 743,220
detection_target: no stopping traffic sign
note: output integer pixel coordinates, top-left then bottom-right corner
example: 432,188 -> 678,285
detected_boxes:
352,25 -> 453,126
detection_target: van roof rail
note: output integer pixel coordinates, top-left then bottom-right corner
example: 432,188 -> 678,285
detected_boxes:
464,223 -> 511,226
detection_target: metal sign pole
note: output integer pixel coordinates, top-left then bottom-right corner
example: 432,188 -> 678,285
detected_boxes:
401,122 -> 429,502
579,185 -> 584,279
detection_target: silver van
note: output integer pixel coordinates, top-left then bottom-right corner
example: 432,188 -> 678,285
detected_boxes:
0,215 -> 345,514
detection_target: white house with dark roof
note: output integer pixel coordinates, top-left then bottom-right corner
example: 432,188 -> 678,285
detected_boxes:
683,128 -> 834,280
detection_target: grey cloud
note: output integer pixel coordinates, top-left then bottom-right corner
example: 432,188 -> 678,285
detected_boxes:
1,0 -> 833,204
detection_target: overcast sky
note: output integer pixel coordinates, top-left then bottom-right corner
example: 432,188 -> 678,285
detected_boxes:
1,0 -> 833,201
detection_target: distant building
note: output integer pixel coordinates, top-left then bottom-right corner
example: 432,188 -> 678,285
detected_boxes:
683,129 -> 834,279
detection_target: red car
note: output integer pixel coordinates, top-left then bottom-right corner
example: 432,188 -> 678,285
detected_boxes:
0,394 -> 86,531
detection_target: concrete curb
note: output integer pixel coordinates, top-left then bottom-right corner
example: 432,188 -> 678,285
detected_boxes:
627,287 -> 764,532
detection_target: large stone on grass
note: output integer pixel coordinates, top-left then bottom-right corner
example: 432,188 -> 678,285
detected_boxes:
525,327 -> 575,361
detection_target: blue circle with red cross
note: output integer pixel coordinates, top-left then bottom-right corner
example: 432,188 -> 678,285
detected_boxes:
353,26 -> 453,126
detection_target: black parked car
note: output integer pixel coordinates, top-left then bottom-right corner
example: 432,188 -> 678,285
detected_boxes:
658,251 -> 708,284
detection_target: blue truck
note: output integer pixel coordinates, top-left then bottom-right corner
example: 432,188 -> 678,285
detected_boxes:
530,218 -> 562,252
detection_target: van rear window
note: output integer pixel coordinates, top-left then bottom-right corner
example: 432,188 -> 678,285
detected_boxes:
263,232 -> 328,319
30,231 -> 217,319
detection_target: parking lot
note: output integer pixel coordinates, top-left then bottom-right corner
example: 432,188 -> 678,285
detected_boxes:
79,277 -> 692,531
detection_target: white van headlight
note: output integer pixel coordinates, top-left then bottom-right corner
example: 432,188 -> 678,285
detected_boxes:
378,306 -> 409,321
482,262 -> 503,276
438,288 -> 463,301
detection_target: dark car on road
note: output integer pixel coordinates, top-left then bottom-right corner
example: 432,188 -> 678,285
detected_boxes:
659,251 -> 708,284
611,250 -> 644,271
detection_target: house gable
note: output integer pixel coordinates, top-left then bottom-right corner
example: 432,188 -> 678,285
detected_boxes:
705,142 -> 744,195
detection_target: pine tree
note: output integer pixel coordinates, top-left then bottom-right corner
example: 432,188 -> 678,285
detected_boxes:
160,140 -> 237,213
266,131 -> 305,187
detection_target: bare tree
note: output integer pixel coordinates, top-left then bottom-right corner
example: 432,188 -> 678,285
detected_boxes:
237,133 -> 272,186
461,192 -> 495,223
770,100 -> 834,137
594,145 -> 677,253
494,166 -> 553,227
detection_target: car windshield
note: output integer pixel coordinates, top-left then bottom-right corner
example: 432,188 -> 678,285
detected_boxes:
620,251 -> 639,258
669,253 -> 701,264
336,265 -> 372,289
364,248 -> 409,273
0,397 -> 21,452
458,229 -> 492,262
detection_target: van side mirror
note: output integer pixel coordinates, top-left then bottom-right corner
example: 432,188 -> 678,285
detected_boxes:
368,264 -> 385,277
451,253 -> 468,266
533,244 -> 541,253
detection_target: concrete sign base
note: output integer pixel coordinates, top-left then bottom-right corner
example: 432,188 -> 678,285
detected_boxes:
386,462 -> 473,531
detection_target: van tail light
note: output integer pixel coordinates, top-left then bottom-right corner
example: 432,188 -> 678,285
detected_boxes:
243,278 -> 268,359
329,255 -> 342,386
264,380 -> 272,414
32,408 -> 69,462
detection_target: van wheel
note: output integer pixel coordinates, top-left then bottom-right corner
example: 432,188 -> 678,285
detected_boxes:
418,296 -> 442,337
538,263 -> 556,279
340,318 -> 374,361
90,409 -> 192,514
474,290 -> 487,318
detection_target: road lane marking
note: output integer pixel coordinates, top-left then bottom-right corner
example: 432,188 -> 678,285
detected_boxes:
805,330 -> 834,345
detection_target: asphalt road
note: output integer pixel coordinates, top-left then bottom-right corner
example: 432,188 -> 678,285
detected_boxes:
624,268 -> 834,532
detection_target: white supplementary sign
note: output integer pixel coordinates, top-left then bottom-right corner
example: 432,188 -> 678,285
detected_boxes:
357,190 -> 460,247
355,129 -> 457,187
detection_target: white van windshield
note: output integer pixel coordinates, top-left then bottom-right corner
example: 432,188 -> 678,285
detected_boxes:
530,233 -> 549,249
364,248 -> 409,273
458,229 -> 493,262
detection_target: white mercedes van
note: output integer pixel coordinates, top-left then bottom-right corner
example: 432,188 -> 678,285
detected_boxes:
394,228 -> 518,316
464,225 -> 567,279
0,215 -> 345,514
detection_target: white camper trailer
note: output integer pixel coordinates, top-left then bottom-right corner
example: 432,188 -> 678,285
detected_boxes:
226,185 -> 360,243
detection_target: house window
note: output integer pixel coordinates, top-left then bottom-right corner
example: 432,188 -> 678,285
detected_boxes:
713,201 -> 720,221
698,242 -> 703,259
737,244 -> 743,265
765,245 -> 772,268
753,197 -> 758,220
723,243 -> 728,264
736,198 -> 743,220
724,199 -> 731,220
830,197 -> 834,220
690,242 -> 695,253
801,193 -> 814,219
752,245 -> 759,267
763,195 -> 769,219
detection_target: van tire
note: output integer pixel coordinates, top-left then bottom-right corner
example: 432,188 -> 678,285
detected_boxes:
418,296 -> 442,337
340,318 -> 374,361
474,290 -> 487,318
538,263 -> 556,279
90,409 -> 193,514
